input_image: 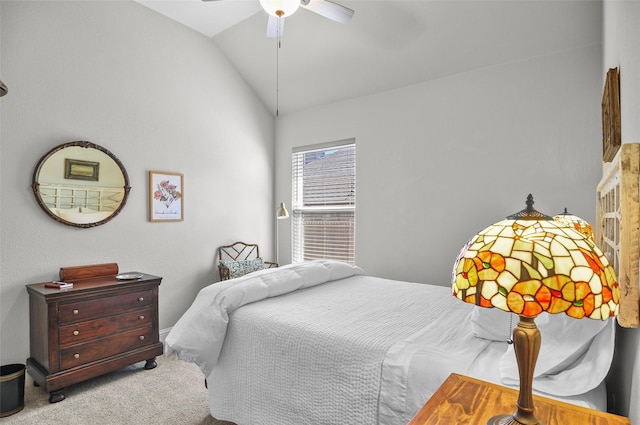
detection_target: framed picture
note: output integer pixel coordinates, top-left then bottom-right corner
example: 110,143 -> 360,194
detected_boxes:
149,171 -> 183,222
602,67 -> 621,162
65,158 -> 99,181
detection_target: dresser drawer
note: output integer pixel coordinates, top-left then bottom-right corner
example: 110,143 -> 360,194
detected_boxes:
59,326 -> 155,370
58,289 -> 153,324
58,307 -> 153,345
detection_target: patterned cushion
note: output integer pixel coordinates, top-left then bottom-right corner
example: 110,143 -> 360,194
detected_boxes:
221,258 -> 266,279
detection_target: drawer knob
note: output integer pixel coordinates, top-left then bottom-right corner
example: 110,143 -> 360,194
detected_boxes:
139,335 -> 145,341
73,309 -> 79,315
74,353 -> 80,359
138,297 -> 144,302
139,315 -> 145,320
73,330 -> 79,336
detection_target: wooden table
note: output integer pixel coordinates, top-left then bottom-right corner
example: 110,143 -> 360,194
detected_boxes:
408,373 -> 630,425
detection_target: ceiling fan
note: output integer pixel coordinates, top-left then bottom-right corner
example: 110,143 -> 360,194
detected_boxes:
202,0 -> 354,38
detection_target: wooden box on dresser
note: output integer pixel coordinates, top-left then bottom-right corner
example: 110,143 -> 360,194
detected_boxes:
25,267 -> 163,403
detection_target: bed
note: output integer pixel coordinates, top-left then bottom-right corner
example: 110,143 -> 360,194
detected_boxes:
165,260 -> 616,425
38,183 -> 125,212
36,183 -> 124,223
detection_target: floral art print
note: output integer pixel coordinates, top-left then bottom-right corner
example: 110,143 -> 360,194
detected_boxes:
149,171 -> 183,221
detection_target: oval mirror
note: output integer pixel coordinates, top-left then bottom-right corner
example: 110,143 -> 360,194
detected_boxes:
32,141 -> 131,228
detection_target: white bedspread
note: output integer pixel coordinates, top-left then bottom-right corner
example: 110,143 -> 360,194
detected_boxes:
378,295 -> 490,424
177,262 -> 491,425
165,260 -> 365,375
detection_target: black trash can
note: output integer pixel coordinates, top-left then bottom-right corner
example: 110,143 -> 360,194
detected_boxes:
0,364 -> 25,417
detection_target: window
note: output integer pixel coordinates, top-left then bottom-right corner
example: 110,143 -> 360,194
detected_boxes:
292,140 -> 356,264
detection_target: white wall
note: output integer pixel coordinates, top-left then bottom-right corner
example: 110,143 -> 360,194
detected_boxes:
276,46 -> 603,286
603,0 -> 640,421
0,1 -> 275,364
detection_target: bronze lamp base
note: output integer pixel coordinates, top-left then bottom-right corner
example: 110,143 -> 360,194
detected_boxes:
486,315 -> 544,425
487,414 -> 545,425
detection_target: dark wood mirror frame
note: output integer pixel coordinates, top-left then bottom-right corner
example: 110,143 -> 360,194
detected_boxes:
32,141 -> 131,228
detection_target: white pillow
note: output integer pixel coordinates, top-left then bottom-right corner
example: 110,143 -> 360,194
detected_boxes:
58,209 -> 112,223
470,306 -> 516,342
49,207 -> 80,218
499,314 -> 613,396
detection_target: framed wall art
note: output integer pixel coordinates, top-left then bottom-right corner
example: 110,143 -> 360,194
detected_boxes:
65,158 -> 99,181
149,171 -> 183,222
602,67 -> 621,162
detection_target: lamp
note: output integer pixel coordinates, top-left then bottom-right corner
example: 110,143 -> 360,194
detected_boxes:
277,201 -> 289,219
276,201 -> 290,265
260,0 -> 300,17
553,207 -> 595,242
452,194 -> 620,425
260,1 -> 299,116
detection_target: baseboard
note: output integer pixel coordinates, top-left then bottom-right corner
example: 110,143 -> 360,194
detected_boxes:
160,327 -> 172,345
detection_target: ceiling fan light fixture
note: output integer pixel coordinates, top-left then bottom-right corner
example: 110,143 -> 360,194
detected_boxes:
260,0 -> 300,17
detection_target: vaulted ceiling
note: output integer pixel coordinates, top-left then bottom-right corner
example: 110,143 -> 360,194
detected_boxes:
136,0 -> 602,116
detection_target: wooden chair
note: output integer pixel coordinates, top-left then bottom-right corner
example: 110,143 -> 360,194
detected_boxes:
218,241 -> 278,281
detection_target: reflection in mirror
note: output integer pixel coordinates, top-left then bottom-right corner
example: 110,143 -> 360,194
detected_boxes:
32,141 -> 131,228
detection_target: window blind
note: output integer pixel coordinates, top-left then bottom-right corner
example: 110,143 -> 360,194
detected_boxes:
292,141 -> 356,264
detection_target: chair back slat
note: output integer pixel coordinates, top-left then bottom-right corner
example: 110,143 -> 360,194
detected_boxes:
219,242 -> 260,262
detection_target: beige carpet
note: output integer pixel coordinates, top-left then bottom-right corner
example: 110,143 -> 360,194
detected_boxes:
1,355 -> 236,425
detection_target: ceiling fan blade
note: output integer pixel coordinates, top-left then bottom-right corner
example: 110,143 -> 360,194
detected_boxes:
266,15 -> 285,38
300,0 -> 354,24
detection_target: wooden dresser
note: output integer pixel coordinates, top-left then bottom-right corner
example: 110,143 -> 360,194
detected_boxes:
26,264 -> 163,402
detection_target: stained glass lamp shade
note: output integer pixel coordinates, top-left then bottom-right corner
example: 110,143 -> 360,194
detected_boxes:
553,208 -> 595,242
452,195 -> 620,425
